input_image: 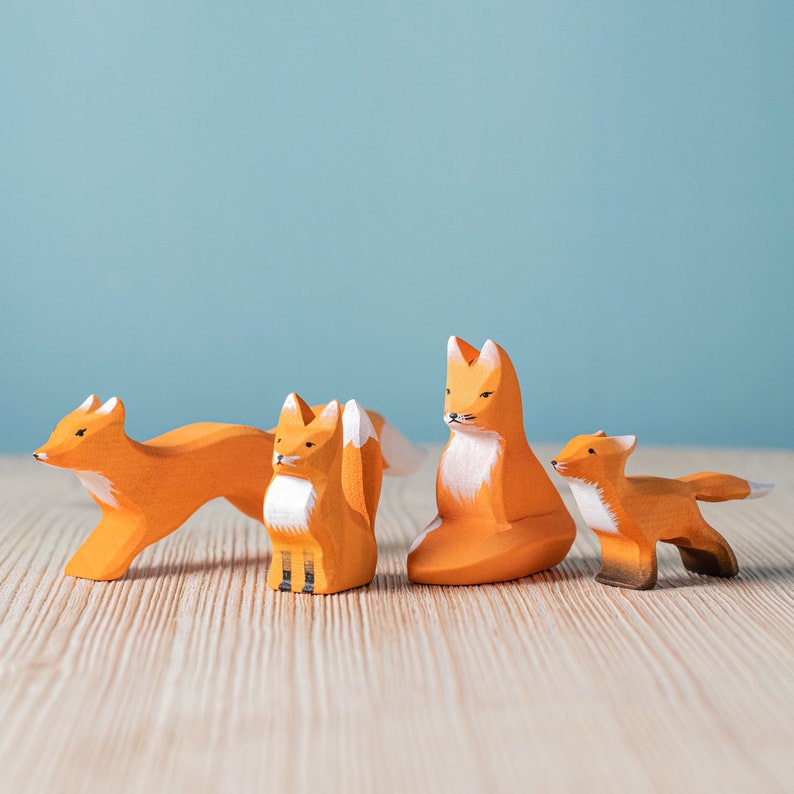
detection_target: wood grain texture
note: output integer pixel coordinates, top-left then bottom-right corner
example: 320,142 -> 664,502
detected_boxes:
1,446 -> 792,793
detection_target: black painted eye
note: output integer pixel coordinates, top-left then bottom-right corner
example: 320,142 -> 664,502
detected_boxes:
277,438 -> 281,443
75,428 -> 86,437
305,442 -> 314,448
588,448 -> 596,454
445,388 -> 450,395
480,392 -> 493,398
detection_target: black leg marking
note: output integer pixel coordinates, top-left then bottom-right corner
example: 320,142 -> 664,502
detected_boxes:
279,551 -> 292,592
302,550 -> 315,594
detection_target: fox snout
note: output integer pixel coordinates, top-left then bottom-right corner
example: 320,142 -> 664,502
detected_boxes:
33,451 -> 49,462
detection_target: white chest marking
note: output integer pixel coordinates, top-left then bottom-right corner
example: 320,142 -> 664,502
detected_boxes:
264,476 -> 317,533
566,477 -> 619,534
75,470 -> 119,508
439,430 -> 502,502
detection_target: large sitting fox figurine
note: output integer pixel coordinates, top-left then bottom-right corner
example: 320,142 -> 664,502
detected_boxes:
263,394 -> 383,594
407,337 -> 576,585
552,431 -> 774,589
34,394 -> 423,581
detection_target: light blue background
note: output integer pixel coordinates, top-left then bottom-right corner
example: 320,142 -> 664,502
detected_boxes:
2,2 -> 792,451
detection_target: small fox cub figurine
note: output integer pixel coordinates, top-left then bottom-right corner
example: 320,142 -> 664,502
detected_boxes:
35,395 -> 422,582
263,394 -> 383,594
407,337 -> 576,585
33,394 -> 272,581
552,432 -> 775,590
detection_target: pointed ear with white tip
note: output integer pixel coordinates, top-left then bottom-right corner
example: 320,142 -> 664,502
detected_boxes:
447,336 -> 480,366
478,339 -> 503,370
614,434 -> 637,453
280,392 -> 315,426
96,396 -> 125,421
342,400 -> 378,448
77,394 -> 101,413
316,399 -> 341,426
591,430 -> 607,437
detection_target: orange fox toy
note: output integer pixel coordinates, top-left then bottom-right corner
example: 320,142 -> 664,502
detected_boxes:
407,337 -> 576,585
34,395 -> 422,582
33,395 -> 272,581
263,394 -> 383,594
552,432 -> 775,589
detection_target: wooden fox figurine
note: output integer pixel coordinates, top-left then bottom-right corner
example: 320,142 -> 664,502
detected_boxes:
407,337 -> 576,585
551,432 -> 775,589
34,395 -> 422,581
263,394 -> 383,594
33,395 -> 272,581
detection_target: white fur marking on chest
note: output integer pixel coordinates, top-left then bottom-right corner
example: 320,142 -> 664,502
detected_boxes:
439,430 -> 502,502
264,475 -> 317,533
566,477 -> 619,534
75,470 -> 119,508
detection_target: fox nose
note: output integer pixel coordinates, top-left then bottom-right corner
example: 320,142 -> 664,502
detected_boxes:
551,460 -> 557,467
33,453 -> 40,459
276,454 -> 283,462
449,413 -> 458,419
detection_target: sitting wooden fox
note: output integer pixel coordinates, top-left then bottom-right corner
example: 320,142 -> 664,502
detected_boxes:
34,394 -> 423,581
552,432 -> 774,589
407,337 -> 576,585
263,394 -> 383,594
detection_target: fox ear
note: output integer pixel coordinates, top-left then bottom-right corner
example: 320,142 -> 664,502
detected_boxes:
342,400 -> 377,448
316,399 -> 341,426
77,394 -> 101,413
280,393 -> 315,426
447,336 -> 480,366
614,434 -> 637,453
96,396 -> 125,422
478,339 -> 503,370
591,430 -> 607,437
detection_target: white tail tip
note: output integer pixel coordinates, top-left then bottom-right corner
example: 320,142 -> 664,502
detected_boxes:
747,481 -> 775,499
379,421 -> 426,476
342,400 -> 377,448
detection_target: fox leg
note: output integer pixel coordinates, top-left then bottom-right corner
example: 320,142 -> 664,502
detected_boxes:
594,533 -> 658,590
65,512 -> 147,581
302,550 -> 315,594
278,550 -> 293,591
667,521 -> 739,578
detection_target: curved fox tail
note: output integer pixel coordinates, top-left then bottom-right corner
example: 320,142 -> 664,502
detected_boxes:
365,412 -> 425,476
342,400 -> 384,527
679,472 -> 775,502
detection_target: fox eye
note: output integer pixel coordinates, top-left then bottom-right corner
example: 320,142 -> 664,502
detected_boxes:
445,388 -> 450,395
588,448 -> 596,454
75,428 -> 86,437
277,438 -> 281,443
305,441 -> 315,448
480,392 -> 493,398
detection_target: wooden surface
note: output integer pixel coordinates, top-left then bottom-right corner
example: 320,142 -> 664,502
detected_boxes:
1,446 -> 792,793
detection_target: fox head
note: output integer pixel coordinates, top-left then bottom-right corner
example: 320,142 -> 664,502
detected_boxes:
551,432 -> 637,482
34,395 -> 127,469
444,336 -> 522,435
271,394 -> 343,481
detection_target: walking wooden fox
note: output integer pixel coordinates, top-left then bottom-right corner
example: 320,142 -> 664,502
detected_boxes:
407,337 -> 576,585
263,394 -> 383,594
34,394 -> 422,581
551,432 -> 774,589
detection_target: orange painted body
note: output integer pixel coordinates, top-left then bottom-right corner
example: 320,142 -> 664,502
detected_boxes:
263,394 -> 382,594
33,395 -> 273,581
407,337 -> 575,585
552,432 -> 774,589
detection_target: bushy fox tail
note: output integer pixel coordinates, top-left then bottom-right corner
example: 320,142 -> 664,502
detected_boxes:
342,400 -> 384,527
366,412 -> 425,476
679,472 -> 775,502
